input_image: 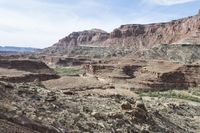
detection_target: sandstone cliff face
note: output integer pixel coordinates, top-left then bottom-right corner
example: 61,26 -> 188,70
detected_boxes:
51,29 -> 108,49
84,59 -> 200,90
104,11 -> 200,51
43,11 -> 200,55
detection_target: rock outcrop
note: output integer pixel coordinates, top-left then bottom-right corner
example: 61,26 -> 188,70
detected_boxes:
0,59 -> 59,82
43,29 -> 109,55
43,10 -> 200,56
0,59 -> 53,73
58,29 -> 109,46
107,12 -> 200,48
84,59 -> 200,90
134,44 -> 200,64
40,55 -> 98,66
131,61 -> 199,90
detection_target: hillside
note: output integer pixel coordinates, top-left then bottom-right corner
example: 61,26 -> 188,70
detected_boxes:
42,10 -> 200,58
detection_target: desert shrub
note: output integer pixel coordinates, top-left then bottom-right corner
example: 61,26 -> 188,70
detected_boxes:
137,89 -> 200,103
55,67 -> 84,76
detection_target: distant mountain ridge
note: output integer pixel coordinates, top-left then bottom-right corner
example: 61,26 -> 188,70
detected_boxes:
0,46 -> 39,52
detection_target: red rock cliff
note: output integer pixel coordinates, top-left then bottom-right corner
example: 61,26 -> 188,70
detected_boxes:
43,10 -> 200,54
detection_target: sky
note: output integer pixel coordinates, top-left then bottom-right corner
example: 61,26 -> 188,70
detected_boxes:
0,0 -> 199,48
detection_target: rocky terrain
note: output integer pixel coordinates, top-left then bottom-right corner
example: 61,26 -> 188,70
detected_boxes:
1,9 -> 200,133
0,59 -> 59,82
1,74 -> 200,133
42,11 -> 200,59
0,57 -> 200,132
84,58 -> 200,90
133,44 -> 200,64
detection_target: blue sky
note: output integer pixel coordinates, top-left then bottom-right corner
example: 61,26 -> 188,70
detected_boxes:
0,0 -> 199,48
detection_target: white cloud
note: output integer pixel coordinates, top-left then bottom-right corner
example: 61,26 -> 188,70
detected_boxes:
0,0 -> 127,48
144,0 -> 196,5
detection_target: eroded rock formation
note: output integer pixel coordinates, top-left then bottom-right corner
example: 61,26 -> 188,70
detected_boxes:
43,11 -> 200,56
0,59 -> 59,82
84,59 -> 200,90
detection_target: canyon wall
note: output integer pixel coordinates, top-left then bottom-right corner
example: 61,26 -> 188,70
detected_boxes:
43,11 -> 200,56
